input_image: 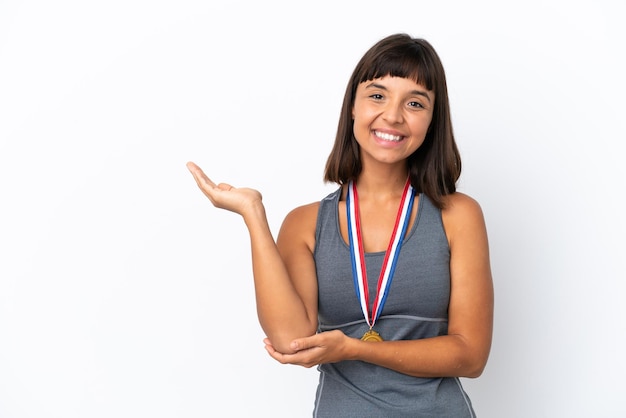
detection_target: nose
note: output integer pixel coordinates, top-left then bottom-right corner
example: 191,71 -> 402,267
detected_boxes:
382,102 -> 404,124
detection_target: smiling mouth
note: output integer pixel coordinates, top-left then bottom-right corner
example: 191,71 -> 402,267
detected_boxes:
374,130 -> 403,142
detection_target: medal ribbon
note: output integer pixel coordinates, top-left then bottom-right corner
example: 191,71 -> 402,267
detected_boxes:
346,178 -> 415,329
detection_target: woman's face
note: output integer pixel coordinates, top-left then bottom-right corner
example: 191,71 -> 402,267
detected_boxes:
352,75 -> 434,167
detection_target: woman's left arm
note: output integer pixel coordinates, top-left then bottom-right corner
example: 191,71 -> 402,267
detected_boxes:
264,192 -> 493,378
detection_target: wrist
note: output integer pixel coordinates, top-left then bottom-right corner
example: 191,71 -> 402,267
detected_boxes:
242,199 -> 267,226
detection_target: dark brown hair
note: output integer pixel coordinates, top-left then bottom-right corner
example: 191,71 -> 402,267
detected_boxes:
323,33 -> 461,209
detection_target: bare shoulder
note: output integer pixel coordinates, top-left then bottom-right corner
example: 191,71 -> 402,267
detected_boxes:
440,192 -> 487,238
278,201 -> 320,252
283,201 -> 320,228
442,192 -> 484,217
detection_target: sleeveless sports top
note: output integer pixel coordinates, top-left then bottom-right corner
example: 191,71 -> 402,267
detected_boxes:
312,187 -> 476,418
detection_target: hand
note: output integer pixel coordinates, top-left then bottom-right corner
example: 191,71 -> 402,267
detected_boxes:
186,161 -> 263,217
263,330 -> 352,368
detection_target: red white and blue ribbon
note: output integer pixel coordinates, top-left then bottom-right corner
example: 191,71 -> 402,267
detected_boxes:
346,178 -> 415,329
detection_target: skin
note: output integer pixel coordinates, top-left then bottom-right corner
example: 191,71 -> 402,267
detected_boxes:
187,75 -> 493,378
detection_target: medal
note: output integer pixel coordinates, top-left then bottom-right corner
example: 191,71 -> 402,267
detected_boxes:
346,178 -> 415,343
361,329 -> 383,342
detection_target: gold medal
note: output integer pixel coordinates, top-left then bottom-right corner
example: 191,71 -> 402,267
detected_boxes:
361,329 -> 383,342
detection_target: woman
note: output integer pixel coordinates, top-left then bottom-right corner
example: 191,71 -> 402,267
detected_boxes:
187,33 -> 493,417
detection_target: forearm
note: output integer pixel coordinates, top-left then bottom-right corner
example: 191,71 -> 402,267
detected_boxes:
347,334 -> 489,378
243,204 -> 317,352
185,163 -> 318,351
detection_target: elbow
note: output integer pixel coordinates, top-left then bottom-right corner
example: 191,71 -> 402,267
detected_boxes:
450,333 -> 491,378
450,341 -> 490,378
265,326 -> 318,355
463,362 -> 486,378
269,335 -> 298,355
459,352 -> 490,378
451,359 -> 486,379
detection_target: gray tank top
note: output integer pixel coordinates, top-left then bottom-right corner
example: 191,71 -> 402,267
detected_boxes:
312,187 -> 475,417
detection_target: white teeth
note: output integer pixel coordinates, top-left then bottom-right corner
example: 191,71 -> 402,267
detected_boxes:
375,131 -> 402,142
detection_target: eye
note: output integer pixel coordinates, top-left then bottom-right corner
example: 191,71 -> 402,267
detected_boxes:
369,94 -> 384,100
408,101 -> 424,108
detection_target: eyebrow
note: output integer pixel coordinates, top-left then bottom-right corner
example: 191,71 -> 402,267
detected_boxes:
365,82 -> 432,103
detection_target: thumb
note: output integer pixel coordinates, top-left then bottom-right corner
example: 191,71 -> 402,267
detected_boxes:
290,335 -> 316,352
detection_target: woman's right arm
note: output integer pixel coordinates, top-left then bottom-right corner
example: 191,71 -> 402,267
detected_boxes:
186,162 -> 319,353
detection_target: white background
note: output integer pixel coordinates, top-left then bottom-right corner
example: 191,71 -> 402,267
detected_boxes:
1,1 -> 624,417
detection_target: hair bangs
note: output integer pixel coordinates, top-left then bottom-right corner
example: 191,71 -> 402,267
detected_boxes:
357,43 -> 436,91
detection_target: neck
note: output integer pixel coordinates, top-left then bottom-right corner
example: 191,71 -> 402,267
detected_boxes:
354,166 -> 409,199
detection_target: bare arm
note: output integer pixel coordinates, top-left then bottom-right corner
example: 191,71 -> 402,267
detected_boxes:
265,192 -> 493,378
186,162 -> 319,353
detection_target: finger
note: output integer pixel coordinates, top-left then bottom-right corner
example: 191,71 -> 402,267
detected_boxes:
290,335 -> 317,352
264,343 -> 276,356
263,339 -> 274,353
264,344 -> 287,363
186,161 -> 217,189
186,161 -> 213,185
186,161 -> 204,178
216,183 -> 234,191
